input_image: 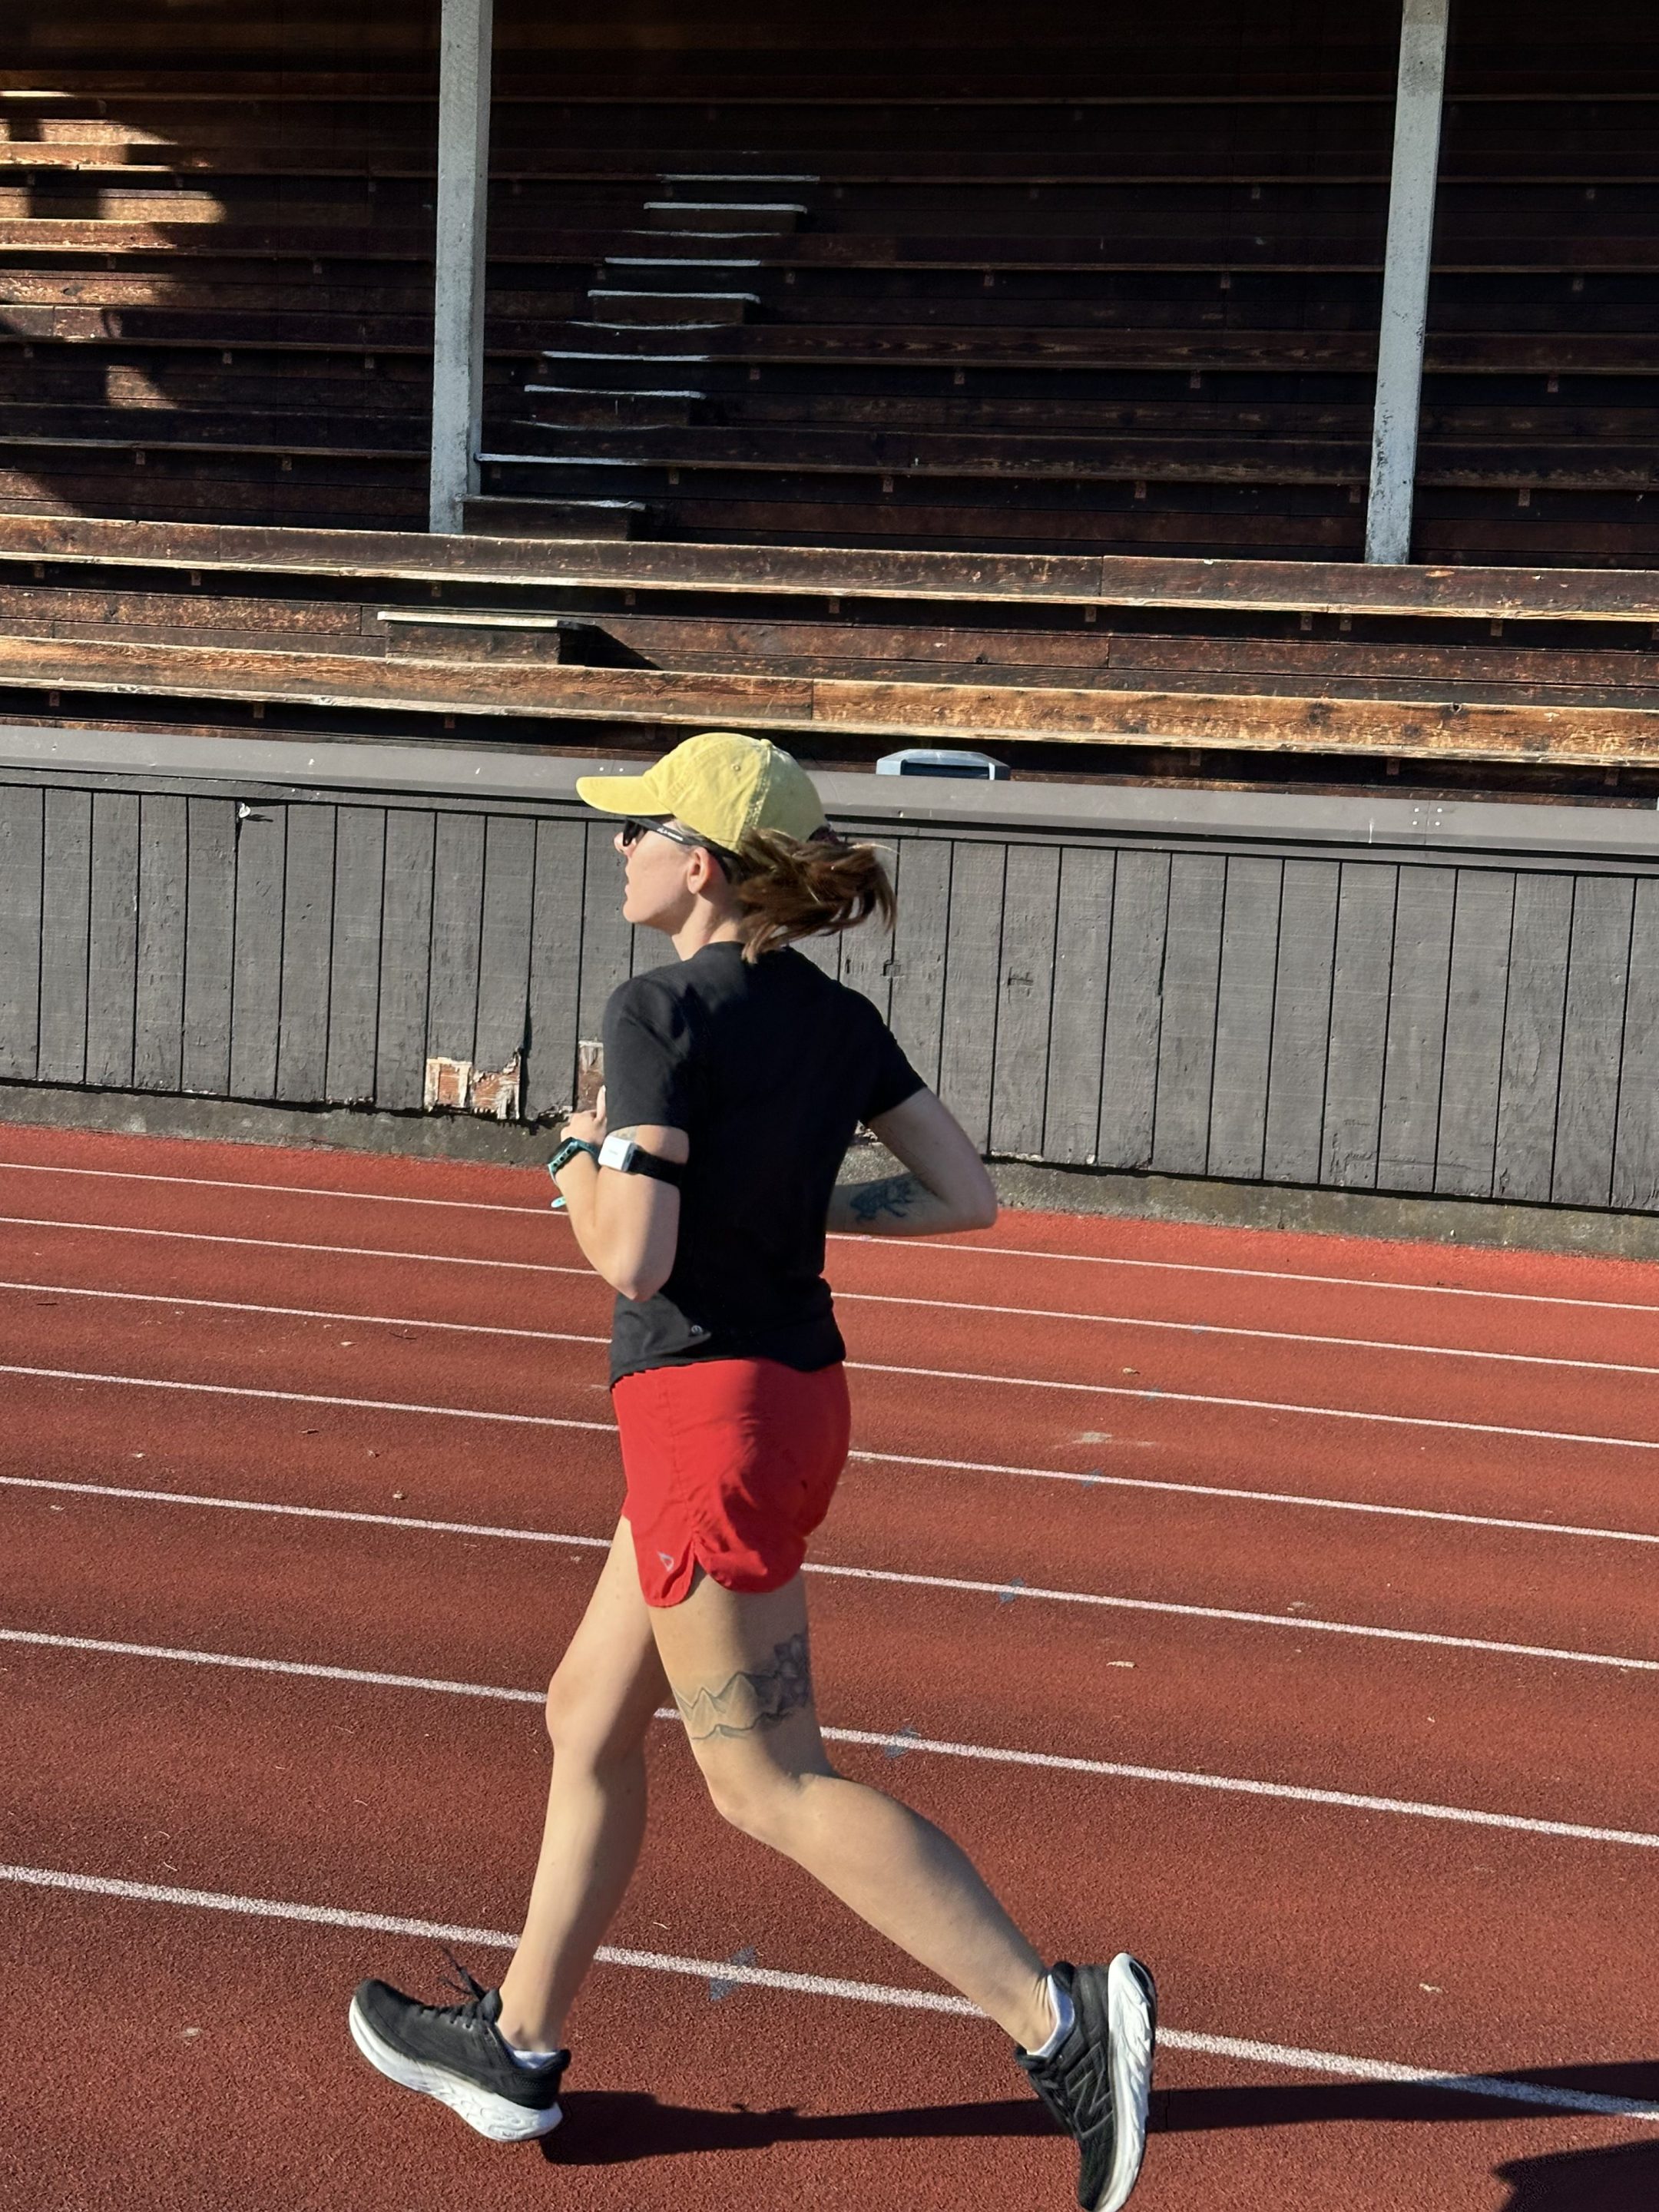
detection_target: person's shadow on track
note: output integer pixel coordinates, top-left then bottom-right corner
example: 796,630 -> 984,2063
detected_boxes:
541,2064 -> 1659,2174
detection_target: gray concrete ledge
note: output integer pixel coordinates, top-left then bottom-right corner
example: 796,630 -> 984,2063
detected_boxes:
3,1081 -> 1655,1262
2,721 -> 1657,862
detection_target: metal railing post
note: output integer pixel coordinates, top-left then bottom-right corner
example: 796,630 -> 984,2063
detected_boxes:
429,0 -> 494,535
1364,0 -> 1452,565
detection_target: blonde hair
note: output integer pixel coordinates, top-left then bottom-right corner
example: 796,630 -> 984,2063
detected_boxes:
729,826 -> 896,963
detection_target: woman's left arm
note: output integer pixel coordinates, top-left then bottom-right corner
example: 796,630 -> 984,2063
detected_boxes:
553,1088 -> 690,1302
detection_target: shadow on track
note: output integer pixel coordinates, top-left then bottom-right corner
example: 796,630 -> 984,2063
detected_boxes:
542,2063 -> 1659,2167
1492,2139 -> 1659,2210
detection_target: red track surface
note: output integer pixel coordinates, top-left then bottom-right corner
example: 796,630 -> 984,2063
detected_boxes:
2,1121 -> 1657,2211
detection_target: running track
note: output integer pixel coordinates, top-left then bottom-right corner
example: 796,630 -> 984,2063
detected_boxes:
2,1123 -> 1657,2212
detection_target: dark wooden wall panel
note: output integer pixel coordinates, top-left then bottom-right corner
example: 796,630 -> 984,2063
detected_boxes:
275,803 -> 336,1103
1042,845 -> 1114,1167
989,843 -> 1060,1159
936,841 -> 1006,1153
38,789 -> 91,1088
1151,853 -> 1224,1177
1321,863 -> 1397,1189
134,793 -> 187,1093
1096,849 -> 1168,1173
1552,876 -> 1635,1209
1435,869 -> 1515,1199
0,787 -> 44,1083
1492,872 -> 1572,1204
1611,878 -> 1659,1213
181,797 -> 237,1097
5,773 -> 1658,1219
326,804 -> 386,1104
1261,858 -> 1338,1187
86,791 -> 140,1090
1207,856 -> 1281,1181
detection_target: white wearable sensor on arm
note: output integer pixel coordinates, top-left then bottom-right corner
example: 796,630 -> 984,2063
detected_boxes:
598,1132 -> 685,1187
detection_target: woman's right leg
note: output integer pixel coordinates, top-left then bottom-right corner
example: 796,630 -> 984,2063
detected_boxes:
495,1520 -> 667,2049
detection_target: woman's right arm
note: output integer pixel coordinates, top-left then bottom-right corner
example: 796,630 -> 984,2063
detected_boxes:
826,1088 -> 998,1237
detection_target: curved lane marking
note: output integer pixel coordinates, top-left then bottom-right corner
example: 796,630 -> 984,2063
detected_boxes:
4,1465 -> 1655,1674
2,1271 -> 1654,1380
2,1862 -> 1654,2125
5,1624 -> 1658,1855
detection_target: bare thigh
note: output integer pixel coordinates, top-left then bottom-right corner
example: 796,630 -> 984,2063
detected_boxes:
647,1570 -> 832,1823
544,1519 -> 670,1759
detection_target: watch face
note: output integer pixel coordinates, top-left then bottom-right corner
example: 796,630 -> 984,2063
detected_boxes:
598,1133 -> 633,1171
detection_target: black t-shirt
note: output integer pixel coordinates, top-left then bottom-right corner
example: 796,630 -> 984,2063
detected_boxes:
600,939 -> 926,1384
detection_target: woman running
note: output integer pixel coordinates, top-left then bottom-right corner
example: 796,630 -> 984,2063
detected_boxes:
348,730 -> 1156,2212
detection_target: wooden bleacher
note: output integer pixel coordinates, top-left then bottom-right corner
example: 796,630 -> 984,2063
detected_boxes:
5,3 -> 1659,567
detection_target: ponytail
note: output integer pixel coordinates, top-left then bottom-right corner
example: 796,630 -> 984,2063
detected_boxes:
730,826 -> 896,963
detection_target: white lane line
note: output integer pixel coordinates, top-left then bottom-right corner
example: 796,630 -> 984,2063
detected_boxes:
8,1469 -> 1657,1675
4,1272 -> 1653,1384
830,1235 -> 1659,1317
4,1197 -> 1654,1324
0,1280 -> 601,1348
0,1213 -> 584,1277
12,1460 -> 1656,1560
5,1863 -> 1655,2125
11,1624 -> 1659,1856
8,1348 -> 1659,1462
0,1160 -> 538,1214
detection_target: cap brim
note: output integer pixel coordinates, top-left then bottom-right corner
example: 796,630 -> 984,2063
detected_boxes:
575,771 -> 670,817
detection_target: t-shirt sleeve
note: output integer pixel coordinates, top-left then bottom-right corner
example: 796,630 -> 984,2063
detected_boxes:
859,1016 -> 927,1124
602,977 -> 693,1130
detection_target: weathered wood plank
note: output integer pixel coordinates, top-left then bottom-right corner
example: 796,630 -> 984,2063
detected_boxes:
132,792 -> 187,1092
1151,853 -> 1225,1177
884,836 -> 951,1094
1261,857 -> 1339,1186
475,813 -> 536,1085
1377,869 -> 1457,1195
274,803 -> 336,1103
374,809 -> 435,1111
937,840 -> 1006,1152
835,830 -> 899,1024
181,796 -> 237,1096
0,785 -> 43,1081
1042,843 -> 1114,1167
1493,873 -> 1573,1204
325,804 -> 385,1105
1320,863 -> 1398,1190
86,790 -> 140,1090
1096,849 -> 1169,1172
525,816 -> 587,1121
37,786 -> 91,1087
227,799 -> 285,1101
1611,876 -> 1659,1213
426,810 -> 485,1070
576,818 -> 636,1058
1435,869 -> 1517,1199
989,842 -> 1061,1159
1553,875 -> 1635,1209
1207,855 -> 1282,1181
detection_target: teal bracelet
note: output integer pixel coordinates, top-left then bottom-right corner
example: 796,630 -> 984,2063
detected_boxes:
547,1137 -> 600,1210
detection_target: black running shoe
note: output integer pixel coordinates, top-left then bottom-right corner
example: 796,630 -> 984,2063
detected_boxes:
1016,1955 -> 1157,2212
348,1959 -> 567,2142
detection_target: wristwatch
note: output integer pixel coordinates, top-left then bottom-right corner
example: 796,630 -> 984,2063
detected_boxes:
547,1136 -> 600,1180
598,1131 -> 684,1186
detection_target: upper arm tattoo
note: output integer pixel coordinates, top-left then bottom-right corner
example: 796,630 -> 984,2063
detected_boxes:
674,1631 -> 813,1741
845,1174 -> 923,1224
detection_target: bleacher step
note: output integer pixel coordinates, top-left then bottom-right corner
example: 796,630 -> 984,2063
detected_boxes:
461,494 -> 648,541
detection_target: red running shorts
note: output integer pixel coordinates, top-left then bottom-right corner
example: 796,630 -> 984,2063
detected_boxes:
611,1357 -> 852,1608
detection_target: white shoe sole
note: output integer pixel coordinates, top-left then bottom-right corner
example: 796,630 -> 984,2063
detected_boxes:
1097,1952 -> 1157,2212
348,1996 -> 564,2142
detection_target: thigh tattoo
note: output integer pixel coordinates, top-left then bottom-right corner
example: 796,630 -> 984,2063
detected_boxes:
674,1631 -> 813,1742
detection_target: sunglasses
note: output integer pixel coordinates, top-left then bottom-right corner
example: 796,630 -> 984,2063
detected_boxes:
619,819 -> 737,878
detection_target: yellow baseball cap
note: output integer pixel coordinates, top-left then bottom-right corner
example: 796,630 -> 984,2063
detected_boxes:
576,730 -> 828,851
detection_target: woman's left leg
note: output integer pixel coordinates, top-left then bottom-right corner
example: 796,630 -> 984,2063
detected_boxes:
647,1566 -> 1055,2053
